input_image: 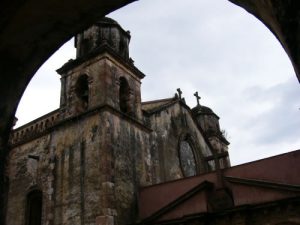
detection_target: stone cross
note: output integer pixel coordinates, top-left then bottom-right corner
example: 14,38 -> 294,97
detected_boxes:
176,88 -> 182,99
194,91 -> 201,106
204,151 -> 228,188
204,152 -> 228,169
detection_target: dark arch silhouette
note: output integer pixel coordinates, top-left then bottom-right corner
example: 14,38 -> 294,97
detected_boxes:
119,77 -> 131,114
25,190 -> 43,225
1,1 -> 300,224
75,74 -> 89,110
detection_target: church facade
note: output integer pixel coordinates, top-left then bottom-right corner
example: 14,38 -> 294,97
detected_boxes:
6,18 -> 230,225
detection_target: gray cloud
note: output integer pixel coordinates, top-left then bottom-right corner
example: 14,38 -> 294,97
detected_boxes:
243,78 -> 300,145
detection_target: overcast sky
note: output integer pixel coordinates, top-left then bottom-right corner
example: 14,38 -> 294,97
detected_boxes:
16,0 -> 300,165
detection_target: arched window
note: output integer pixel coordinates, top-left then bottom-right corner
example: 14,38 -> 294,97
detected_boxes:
25,190 -> 43,225
119,77 -> 131,114
75,74 -> 89,109
178,135 -> 197,177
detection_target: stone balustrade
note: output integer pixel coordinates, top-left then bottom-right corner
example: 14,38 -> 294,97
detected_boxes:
9,110 -> 61,145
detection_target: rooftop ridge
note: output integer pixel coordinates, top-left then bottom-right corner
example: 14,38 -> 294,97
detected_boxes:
142,97 -> 175,105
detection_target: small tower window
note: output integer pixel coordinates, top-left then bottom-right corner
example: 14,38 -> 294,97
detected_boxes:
119,77 -> 131,114
80,38 -> 91,56
25,190 -> 43,225
75,74 -> 89,109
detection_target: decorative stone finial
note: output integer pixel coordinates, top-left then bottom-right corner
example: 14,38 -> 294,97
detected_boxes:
176,88 -> 182,99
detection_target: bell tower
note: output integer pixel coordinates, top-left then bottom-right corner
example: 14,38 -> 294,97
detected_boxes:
54,17 -> 147,225
192,103 -> 231,168
57,17 -> 145,120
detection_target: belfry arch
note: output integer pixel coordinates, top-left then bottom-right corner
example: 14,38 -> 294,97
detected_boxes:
0,1 -> 300,225
75,74 -> 90,110
119,77 -> 131,114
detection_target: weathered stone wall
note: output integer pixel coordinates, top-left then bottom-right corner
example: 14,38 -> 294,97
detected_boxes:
148,102 -> 214,184
101,111 -> 151,224
6,107 -> 153,225
6,100 -> 217,225
52,110 -> 150,225
6,133 -> 55,225
52,113 -> 105,225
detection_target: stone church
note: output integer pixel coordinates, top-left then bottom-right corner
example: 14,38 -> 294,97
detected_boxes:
6,17 -> 230,225
5,17 -> 300,225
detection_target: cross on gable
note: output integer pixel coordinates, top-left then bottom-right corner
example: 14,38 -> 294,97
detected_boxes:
194,91 -> 201,106
205,151 -> 229,189
204,151 -> 229,174
204,151 -> 228,162
176,88 -> 182,99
